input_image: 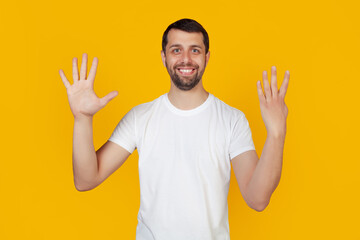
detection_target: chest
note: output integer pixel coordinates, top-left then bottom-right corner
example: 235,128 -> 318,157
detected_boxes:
136,110 -> 231,179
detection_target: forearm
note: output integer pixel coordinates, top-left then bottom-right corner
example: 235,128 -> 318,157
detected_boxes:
72,116 -> 98,191
246,133 -> 285,209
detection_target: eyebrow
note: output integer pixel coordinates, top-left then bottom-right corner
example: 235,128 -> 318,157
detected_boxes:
169,44 -> 203,49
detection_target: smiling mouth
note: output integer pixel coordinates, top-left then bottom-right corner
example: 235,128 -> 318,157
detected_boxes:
177,68 -> 196,76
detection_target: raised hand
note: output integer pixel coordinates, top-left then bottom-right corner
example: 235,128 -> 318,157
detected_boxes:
257,66 -> 289,138
59,53 -> 118,119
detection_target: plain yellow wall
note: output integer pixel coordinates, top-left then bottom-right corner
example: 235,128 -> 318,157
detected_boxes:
1,0 -> 359,239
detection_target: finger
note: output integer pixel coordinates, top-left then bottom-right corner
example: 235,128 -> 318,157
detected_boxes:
100,91 -> 118,107
263,70 -> 271,100
80,53 -> 88,80
88,57 -> 98,84
271,66 -> 278,98
59,69 -> 71,89
72,57 -> 79,81
279,70 -> 290,98
256,80 -> 266,104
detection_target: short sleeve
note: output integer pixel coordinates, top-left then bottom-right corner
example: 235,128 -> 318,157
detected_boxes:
229,111 -> 256,160
108,108 -> 137,154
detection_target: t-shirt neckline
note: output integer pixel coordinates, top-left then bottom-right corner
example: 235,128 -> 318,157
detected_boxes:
163,92 -> 213,116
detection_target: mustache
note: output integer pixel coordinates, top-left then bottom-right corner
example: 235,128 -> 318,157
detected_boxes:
173,63 -> 199,69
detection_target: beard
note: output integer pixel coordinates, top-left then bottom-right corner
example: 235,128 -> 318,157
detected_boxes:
166,62 -> 205,91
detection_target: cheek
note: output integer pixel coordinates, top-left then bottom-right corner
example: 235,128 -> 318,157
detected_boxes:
165,61 -> 176,72
167,59 -> 179,68
194,55 -> 206,64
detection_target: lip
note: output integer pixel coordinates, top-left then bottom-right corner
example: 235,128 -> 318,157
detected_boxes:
176,68 -> 196,76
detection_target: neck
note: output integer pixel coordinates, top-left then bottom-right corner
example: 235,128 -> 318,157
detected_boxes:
167,80 -> 209,110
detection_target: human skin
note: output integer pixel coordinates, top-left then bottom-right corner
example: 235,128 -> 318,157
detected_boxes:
231,67 -> 289,211
163,29 -> 207,91
161,29 -> 210,110
59,54 -> 128,191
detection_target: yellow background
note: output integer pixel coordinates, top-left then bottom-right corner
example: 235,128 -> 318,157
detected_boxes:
1,0 -> 359,239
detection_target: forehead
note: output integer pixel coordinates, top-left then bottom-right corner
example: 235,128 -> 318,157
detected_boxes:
166,29 -> 204,49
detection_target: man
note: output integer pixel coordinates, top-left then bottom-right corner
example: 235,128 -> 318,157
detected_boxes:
59,18 -> 289,240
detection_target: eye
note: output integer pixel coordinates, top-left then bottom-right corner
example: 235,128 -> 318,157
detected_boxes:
192,49 -> 200,53
173,48 -> 181,53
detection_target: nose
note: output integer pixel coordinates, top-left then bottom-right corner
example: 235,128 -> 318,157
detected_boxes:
181,50 -> 192,64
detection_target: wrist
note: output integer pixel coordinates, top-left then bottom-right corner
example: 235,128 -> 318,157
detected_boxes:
267,131 -> 286,141
74,113 -> 93,122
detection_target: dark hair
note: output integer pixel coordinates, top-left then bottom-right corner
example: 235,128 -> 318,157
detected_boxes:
162,18 -> 209,55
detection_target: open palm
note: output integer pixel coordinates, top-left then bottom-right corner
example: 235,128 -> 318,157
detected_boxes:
257,66 -> 289,137
59,53 -> 118,119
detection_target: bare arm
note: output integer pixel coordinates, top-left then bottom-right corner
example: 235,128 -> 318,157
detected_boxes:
73,116 -> 131,191
232,136 -> 284,212
72,115 -> 97,191
232,66 -> 289,211
59,53 -> 129,191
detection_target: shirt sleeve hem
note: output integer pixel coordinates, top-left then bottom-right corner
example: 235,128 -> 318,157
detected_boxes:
108,137 -> 135,154
230,146 -> 256,160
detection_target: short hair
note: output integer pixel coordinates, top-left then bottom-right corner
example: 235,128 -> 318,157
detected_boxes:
162,18 -> 209,55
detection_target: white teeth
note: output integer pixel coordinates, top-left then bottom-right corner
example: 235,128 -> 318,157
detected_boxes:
179,69 -> 193,73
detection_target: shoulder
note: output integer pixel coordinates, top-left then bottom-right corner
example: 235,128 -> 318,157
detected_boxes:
130,94 -> 165,117
211,94 -> 246,120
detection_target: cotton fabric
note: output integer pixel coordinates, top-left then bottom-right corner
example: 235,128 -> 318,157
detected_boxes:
109,93 -> 255,240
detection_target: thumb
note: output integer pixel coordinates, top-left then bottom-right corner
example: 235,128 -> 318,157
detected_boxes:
100,91 -> 118,106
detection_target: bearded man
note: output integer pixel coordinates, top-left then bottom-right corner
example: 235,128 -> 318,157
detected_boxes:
59,18 -> 289,240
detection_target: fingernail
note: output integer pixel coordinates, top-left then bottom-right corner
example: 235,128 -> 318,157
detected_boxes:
272,66 -> 276,70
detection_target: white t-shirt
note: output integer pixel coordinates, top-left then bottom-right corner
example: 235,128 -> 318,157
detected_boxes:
109,93 -> 255,240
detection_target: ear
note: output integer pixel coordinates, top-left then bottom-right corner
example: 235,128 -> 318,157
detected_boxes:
161,50 -> 166,67
205,51 -> 210,66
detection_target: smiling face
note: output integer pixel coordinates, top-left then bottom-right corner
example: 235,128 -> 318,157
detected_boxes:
161,29 -> 210,91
